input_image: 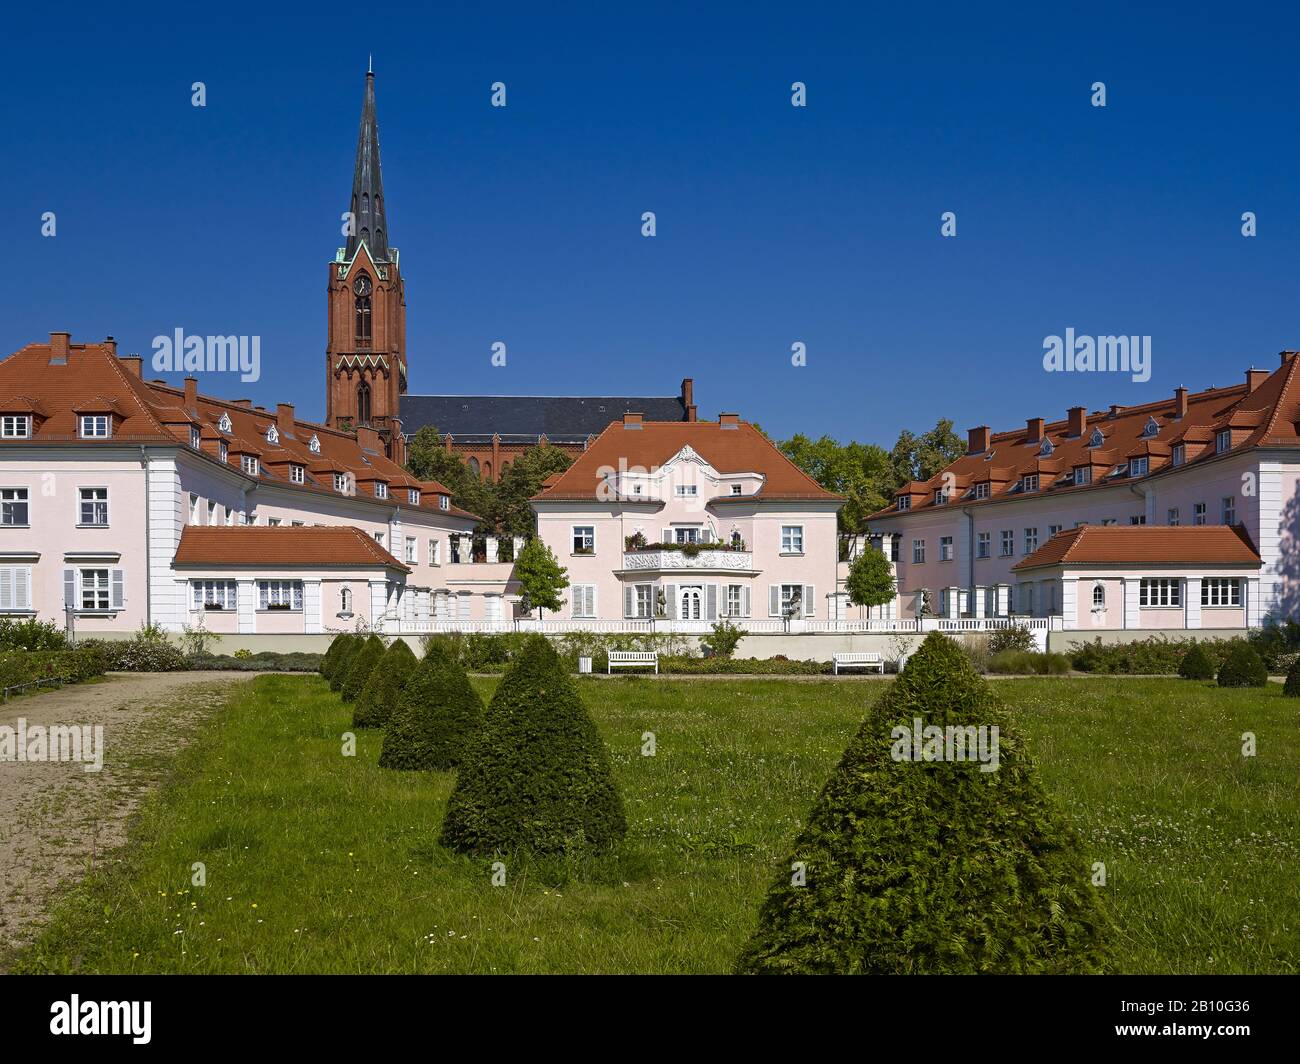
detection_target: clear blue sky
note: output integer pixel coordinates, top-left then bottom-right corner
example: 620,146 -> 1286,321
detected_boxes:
5,1 -> 1298,446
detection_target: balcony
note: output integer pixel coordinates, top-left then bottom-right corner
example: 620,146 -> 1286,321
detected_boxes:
622,547 -> 754,573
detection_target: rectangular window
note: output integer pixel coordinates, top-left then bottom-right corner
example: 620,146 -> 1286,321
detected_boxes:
1000,530 -> 1014,557
373,532 -> 384,546
268,517 -> 282,526
912,539 -> 926,564
0,415 -> 31,438
1048,524 -> 1062,537
1216,430 -> 1231,454
779,584 -> 806,616
1172,444 -> 1185,467
429,539 -> 440,566
1074,466 -> 1092,486
190,425 -> 202,449
939,536 -> 954,561
973,481 -> 990,500
80,415 -> 110,438
80,568 -> 110,610
1130,457 -> 1148,477
725,584 -> 743,617
570,584 -> 596,618
0,566 -> 33,611
290,465 -> 305,484
334,473 -> 348,493
242,456 -> 259,476
1020,474 -> 1039,493
976,532 -> 990,559
1201,578 -> 1241,607
374,482 -> 388,499
635,584 -> 654,619
897,495 -> 911,511
1222,496 -> 1236,525
258,580 -> 303,611
1,488 -> 29,526
890,536 -> 900,562
572,526 -> 595,554
1139,578 -> 1182,608
408,489 -> 420,505
79,487 -> 108,525
1194,502 -> 1207,526
439,495 -> 449,511
1129,515 -> 1146,525
934,488 -> 949,505
219,441 -> 228,464
730,484 -> 742,495
675,485 -> 698,497
781,525 -> 804,554
192,580 -> 237,611
1168,507 -> 1180,526
405,536 -> 417,564
1023,527 -> 1039,554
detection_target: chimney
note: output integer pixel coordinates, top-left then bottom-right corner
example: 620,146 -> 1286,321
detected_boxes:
1108,404 -> 1124,418
120,354 -> 143,378
232,399 -> 252,408
276,402 -> 295,438
1068,406 -> 1087,438
719,412 -> 740,429
1246,368 -> 1268,393
967,425 -> 991,454
681,378 -> 697,422
1281,351 -> 1298,367
1174,386 -> 1188,419
103,335 -> 117,356
356,425 -> 383,452
1026,417 -> 1045,444
49,331 -> 70,365
623,412 -> 644,429
183,377 -> 198,409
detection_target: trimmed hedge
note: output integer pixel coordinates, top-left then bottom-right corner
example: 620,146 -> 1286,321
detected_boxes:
987,650 -> 1071,675
340,634 -> 385,703
379,641 -> 484,770
187,652 -> 322,672
735,631 -> 1112,974
328,635 -> 363,692
439,636 -> 626,856
77,634 -> 186,672
1178,643 -> 1215,680
320,633 -> 353,679
1217,644 -> 1268,688
0,648 -> 108,691
354,639 -> 417,729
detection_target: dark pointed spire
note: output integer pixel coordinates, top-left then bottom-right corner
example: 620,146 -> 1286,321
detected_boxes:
345,66 -> 390,263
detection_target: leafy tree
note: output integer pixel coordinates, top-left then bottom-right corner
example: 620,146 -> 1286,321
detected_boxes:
845,547 -> 895,610
890,418 -> 965,486
736,632 -> 1113,974
495,443 -> 572,538
353,638 -> 418,728
779,434 -> 893,533
405,425 -> 496,525
514,538 -> 569,618
340,634 -> 386,703
379,641 -> 485,770
1283,657 -> 1300,696
439,636 -> 626,856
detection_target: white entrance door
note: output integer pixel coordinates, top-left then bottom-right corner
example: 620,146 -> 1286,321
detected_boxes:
679,586 -> 703,620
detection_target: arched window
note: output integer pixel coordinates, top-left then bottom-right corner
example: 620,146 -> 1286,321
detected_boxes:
340,587 -> 352,615
356,381 -> 372,425
468,457 -> 480,478
355,295 -> 372,344
482,461 -> 492,481
1092,584 -> 1106,609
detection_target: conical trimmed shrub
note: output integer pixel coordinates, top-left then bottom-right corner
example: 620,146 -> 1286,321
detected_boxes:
328,634 -> 362,692
736,631 -> 1112,975
320,632 -> 352,679
340,634 -> 386,703
354,639 -> 418,728
1217,643 -> 1267,688
1178,642 -> 1215,680
379,641 -> 484,770
439,636 -> 626,856
1283,658 -> 1300,697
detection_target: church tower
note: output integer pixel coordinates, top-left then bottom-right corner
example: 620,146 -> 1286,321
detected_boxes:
326,65 -> 407,463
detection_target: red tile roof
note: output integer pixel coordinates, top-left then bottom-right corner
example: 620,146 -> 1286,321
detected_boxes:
533,418 -> 842,502
1012,524 -> 1261,571
871,353 -> 1300,520
173,525 -> 409,570
0,337 -> 478,522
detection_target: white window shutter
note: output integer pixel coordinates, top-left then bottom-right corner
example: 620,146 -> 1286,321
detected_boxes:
769,585 -> 780,616
665,584 -> 677,620
16,567 -> 29,610
706,584 -> 717,621
0,568 -> 12,611
64,568 -> 76,609
111,569 -> 125,609
624,585 -> 634,618
804,584 -> 815,617
741,586 -> 751,618
662,527 -> 672,544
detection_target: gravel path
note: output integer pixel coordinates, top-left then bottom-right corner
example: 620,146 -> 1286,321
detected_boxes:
0,671 -> 258,959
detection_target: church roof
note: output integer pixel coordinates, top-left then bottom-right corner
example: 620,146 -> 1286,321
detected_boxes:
399,392 -> 691,441
343,69 -> 390,264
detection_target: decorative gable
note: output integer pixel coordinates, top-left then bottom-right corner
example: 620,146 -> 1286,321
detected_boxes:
218,412 -> 232,433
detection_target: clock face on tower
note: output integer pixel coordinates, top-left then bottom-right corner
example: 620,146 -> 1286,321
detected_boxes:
353,274 -> 372,297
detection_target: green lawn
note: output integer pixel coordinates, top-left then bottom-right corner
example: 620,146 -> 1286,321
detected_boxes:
11,674 -> 1299,974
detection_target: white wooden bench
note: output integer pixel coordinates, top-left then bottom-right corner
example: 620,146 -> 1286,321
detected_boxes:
833,652 -> 884,675
608,651 -> 659,674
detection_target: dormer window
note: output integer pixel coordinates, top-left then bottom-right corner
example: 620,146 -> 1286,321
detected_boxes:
334,473 -> 348,493
972,481 -> 990,500
189,425 -> 202,449
309,434 -> 320,454
731,484 -> 742,495
1074,466 -> 1092,486
1088,427 -> 1105,448
219,441 -> 228,463
265,425 -> 279,445
242,455 -> 259,476
1172,444 -> 1185,467
1020,474 -> 1039,493
934,488 -> 949,505
1,415 -> 31,438
80,415 -> 111,439
897,495 -> 911,511
1216,430 -> 1231,454
374,481 -> 388,499
1130,456 -> 1149,477
1039,438 -> 1054,457
1143,416 -> 1160,438
439,495 -> 450,511
408,488 -> 420,505
290,464 -> 305,484
218,412 -> 232,433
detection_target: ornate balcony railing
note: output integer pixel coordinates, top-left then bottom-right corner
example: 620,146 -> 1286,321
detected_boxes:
622,549 -> 754,572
